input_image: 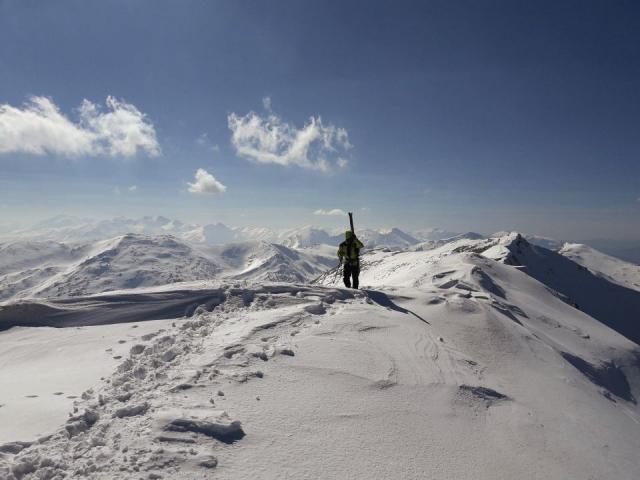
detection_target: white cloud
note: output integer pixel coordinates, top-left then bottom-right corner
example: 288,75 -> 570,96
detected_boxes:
314,208 -> 347,216
0,96 -> 160,158
262,96 -> 272,111
128,185 -> 137,192
187,168 -> 227,195
228,103 -> 352,172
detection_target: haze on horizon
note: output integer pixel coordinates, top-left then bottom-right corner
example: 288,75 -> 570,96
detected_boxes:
1,0 -> 639,242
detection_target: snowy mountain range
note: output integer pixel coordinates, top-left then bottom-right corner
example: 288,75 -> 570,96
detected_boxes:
1,223 -> 640,479
0,235 -> 336,301
0,215 -> 451,248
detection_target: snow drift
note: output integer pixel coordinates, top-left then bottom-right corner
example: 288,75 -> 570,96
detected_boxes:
1,230 -> 639,479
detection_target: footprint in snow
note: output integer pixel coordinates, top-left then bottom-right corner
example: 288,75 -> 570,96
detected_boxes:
53,392 -> 64,396
25,395 -> 38,398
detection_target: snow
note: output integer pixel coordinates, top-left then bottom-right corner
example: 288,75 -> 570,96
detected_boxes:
0,229 -> 639,479
1,215 -> 433,249
356,227 -> 420,248
482,233 -> 640,345
0,236 -> 335,302
0,319 -> 174,443
560,242 -> 640,292
411,227 -> 461,241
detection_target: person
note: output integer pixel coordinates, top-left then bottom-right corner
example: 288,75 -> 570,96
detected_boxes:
337,230 -> 364,289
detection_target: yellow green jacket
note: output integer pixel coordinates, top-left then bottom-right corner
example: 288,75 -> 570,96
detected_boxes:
338,232 -> 364,264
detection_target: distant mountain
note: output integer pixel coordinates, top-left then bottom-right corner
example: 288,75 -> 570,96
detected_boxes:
2,216 -> 200,243
410,232 -> 485,251
182,223 -> 238,244
1,216 -> 429,249
411,228 -> 461,241
275,226 -> 343,248
482,233 -> 640,345
581,239 -> 640,265
233,226 -> 279,243
0,235 -> 224,300
560,243 -> 640,292
0,234 -> 336,301
31,215 -> 94,229
200,241 -> 335,283
358,227 -> 420,248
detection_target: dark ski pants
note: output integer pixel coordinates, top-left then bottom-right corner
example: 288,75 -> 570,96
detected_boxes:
343,262 -> 360,289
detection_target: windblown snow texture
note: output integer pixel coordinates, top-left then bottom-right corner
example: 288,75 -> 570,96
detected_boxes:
1,229 -> 639,479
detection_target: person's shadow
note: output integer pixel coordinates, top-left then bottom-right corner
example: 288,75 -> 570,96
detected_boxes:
362,289 -> 430,325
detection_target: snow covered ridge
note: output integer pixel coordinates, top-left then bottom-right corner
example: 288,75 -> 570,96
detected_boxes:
318,232 -> 640,345
2,231 -> 640,477
0,235 -> 335,302
2,258 -> 640,477
560,242 -> 640,292
483,233 -> 640,345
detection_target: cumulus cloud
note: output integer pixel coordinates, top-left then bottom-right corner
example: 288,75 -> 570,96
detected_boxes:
228,103 -> 352,172
128,185 -> 137,192
262,96 -> 272,111
0,96 -> 160,158
187,168 -> 227,195
314,208 -> 347,216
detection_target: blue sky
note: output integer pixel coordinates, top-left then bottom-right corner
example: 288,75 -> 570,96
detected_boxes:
0,0 -> 639,241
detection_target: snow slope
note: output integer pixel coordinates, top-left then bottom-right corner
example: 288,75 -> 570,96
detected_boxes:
560,242 -> 640,292
1,274 -> 638,479
1,229 -> 639,478
0,236 -> 335,302
0,319 -> 175,444
201,241 -> 335,283
483,233 -> 640,345
0,235 -> 224,301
